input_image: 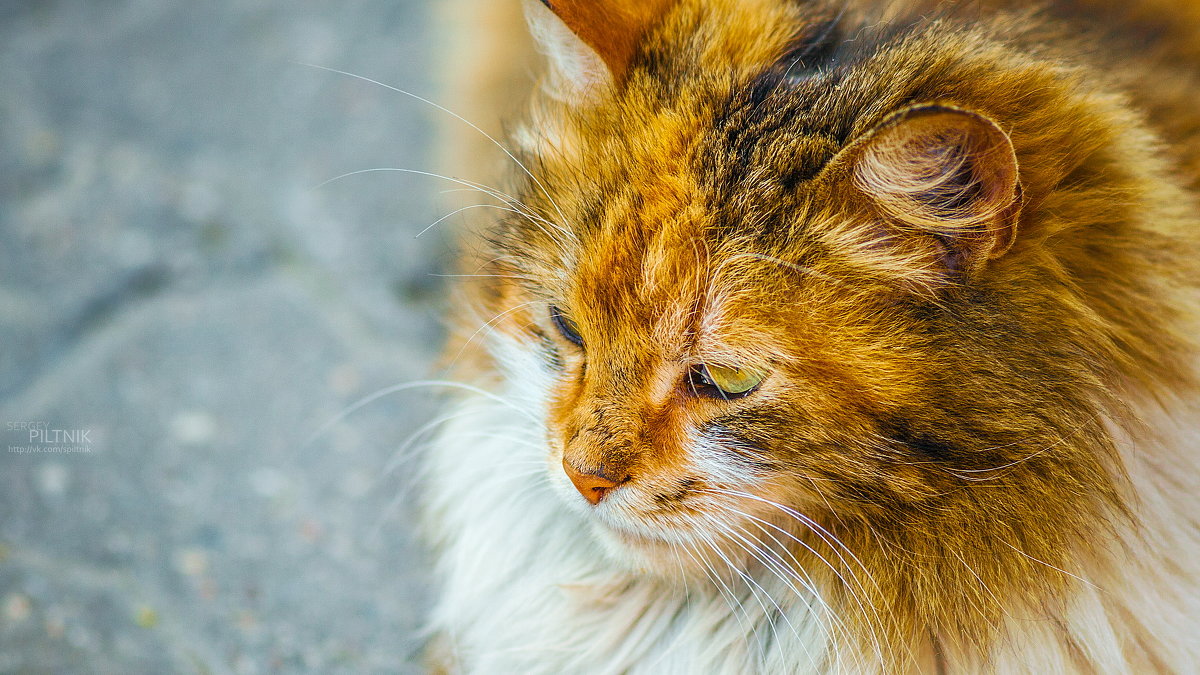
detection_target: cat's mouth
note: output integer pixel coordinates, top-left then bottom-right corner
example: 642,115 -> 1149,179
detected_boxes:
548,470 -> 699,559
547,451 -> 777,574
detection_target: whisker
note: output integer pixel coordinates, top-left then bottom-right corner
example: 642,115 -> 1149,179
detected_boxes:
298,62 -> 577,238
430,272 -> 538,281
949,549 -> 1007,635
692,522 -> 778,669
641,541 -> 699,671
946,414 -> 1100,480
999,540 -> 1098,589
700,488 -> 890,666
709,517 -> 821,656
446,300 -> 544,369
680,539 -> 756,645
710,499 -> 864,667
312,167 -> 570,246
416,203 -> 529,238
734,517 -> 858,673
704,488 -> 881,593
384,411 -> 544,476
303,379 -> 537,450
369,462 -> 548,541
384,408 -> 480,475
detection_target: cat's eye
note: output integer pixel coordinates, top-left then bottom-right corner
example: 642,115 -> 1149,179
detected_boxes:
550,306 -> 584,347
689,364 -> 767,399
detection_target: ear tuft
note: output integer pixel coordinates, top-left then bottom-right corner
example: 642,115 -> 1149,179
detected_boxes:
522,0 -> 676,101
523,0 -> 611,100
853,105 -> 1022,275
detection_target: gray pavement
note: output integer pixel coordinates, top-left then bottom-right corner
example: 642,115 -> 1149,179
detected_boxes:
1,2 -> 454,672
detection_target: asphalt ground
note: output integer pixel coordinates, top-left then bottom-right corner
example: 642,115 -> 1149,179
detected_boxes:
1,2 -> 455,672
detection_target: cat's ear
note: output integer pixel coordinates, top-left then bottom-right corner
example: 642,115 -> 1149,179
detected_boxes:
839,105 -> 1022,278
522,0 -> 676,101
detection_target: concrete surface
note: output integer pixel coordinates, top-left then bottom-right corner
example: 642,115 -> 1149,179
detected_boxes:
0,1 -> 455,672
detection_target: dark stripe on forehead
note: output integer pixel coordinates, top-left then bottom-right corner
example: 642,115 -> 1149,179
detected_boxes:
698,11 -> 861,187
777,15 -> 846,77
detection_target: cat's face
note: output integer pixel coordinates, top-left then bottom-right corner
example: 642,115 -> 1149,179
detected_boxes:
485,91 -> 1006,573
528,190 -> 929,572
471,0 -> 1126,591
441,0 -> 1200,664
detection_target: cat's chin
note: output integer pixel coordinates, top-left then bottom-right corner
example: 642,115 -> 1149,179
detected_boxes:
588,521 -> 697,577
587,518 -> 749,582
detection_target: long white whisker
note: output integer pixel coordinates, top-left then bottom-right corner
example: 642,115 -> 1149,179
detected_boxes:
298,63 -> 576,236
304,379 -> 537,450
385,408 -> 479,475
680,539 -> 756,646
370,462 -> 547,541
700,487 -> 889,666
736,516 -> 855,673
416,203 -> 528,238
949,549 -> 1007,634
385,410 -> 544,476
1000,540 -> 1098,589
312,167 -> 570,246
705,497 -> 864,649
447,300 -> 544,369
692,522 -> 776,669
710,516 -> 816,647
947,414 -> 1100,480
704,488 -> 880,595
641,541 -> 697,671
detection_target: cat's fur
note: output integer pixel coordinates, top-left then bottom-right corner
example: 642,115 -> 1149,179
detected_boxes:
424,1 -> 1200,672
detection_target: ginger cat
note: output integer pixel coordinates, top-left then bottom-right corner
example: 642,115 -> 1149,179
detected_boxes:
423,1 -> 1200,671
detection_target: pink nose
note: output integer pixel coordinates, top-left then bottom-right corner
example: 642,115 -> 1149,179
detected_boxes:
562,458 -> 627,505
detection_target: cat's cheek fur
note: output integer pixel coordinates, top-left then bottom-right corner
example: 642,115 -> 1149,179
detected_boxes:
491,333 -> 557,413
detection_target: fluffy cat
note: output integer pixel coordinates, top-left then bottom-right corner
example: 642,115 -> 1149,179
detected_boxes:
422,0 -> 1200,672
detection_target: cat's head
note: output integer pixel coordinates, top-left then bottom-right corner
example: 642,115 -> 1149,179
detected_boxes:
467,0 -> 1193,647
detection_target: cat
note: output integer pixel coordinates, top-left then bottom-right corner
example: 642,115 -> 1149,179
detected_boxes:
421,0 -> 1200,672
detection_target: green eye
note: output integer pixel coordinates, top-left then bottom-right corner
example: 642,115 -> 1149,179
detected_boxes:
690,364 -> 767,399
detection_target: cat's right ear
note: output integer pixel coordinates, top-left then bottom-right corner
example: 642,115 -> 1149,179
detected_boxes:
522,0 -> 676,101
825,104 -> 1023,281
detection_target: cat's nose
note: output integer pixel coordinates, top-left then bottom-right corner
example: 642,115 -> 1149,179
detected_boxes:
562,458 -> 627,505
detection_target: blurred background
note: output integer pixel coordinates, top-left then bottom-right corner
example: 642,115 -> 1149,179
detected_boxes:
0,1 -> 457,671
